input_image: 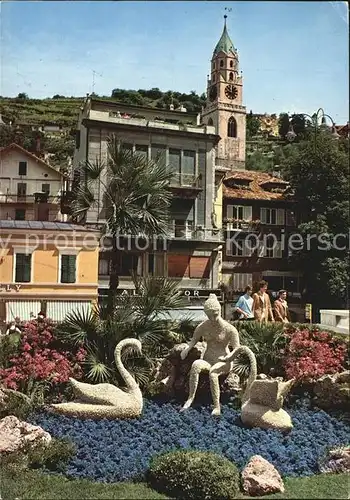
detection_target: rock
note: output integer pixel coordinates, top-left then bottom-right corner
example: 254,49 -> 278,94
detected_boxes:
319,446 -> 350,474
148,342 -> 243,403
313,371 -> 350,410
0,415 -> 51,454
241,455 -> 285,496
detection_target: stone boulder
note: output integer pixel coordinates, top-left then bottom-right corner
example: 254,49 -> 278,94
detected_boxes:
319,446 -> 350,474
149,342 -> 241,403
313,371 -> 350,410
0,415 -> 51,454
241,455 -> 285,496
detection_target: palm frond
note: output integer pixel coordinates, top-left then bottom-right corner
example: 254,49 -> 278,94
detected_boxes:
55,308 -> 99,345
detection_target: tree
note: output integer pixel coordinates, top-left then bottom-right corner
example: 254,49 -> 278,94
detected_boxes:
246,112 -> 261,138
72,135 -> 174,313
278,113 -> 290,139
281,134 -> 349,316
55,274 -> 190,387
17,92 -> 29,100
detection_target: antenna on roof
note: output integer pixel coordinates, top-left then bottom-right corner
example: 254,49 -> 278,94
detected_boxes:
91,70 -> 103,94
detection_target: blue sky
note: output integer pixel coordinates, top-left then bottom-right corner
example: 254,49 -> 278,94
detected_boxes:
1,1 -> 349,123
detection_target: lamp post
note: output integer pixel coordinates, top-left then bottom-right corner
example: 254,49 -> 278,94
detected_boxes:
286,108 -> 340,148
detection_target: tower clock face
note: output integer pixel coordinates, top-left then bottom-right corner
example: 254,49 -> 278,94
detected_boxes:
225,84 -> 238,100
209,85 -> 217,101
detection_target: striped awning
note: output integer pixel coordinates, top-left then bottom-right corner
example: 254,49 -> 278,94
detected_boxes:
46,301 -> 92,322
6,301 -> 42,322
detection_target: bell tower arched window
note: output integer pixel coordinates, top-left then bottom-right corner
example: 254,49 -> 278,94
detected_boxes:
230,60 -> 233,68
208,118 -> 213,126
228,116 -> 237,138
220,60 -> 224,68
229,72 -> 233,81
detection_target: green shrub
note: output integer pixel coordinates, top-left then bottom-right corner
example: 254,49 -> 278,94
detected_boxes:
1,437 -> 76,473
147,449 -> 240,500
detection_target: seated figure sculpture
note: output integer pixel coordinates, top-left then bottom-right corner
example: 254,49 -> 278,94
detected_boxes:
180,293 -> 240,416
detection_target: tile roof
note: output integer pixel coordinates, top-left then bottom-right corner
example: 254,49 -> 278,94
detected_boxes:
0,143 -> 66,176
0,220 -> 99,232
223,170 -> 291,201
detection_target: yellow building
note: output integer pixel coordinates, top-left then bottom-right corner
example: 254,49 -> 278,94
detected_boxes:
0,220 -> 100,327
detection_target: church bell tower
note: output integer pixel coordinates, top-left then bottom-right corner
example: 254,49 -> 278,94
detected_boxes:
202,16 -> 246,170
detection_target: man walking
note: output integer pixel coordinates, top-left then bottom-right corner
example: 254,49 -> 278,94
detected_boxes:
252,280 -> 275,323
274,289 -> 290,323
234,285 -> 254,320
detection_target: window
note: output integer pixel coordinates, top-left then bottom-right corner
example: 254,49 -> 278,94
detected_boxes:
227,117 -> 237,138
60,255 -> 76,283
230,60 -> 234,68
135,145 -> 148,160
220,60 -> 224,67
212,61 -> 216,70
117,253 -> 141,276
18,161 -> 27,176
42,184 -> 50,194
213,74 -> 216,83
226,205 -> 252,222
122,143 -> 133,152
98,256 -> 110,275
208,118 -> 213,126
182,150 -> 195,184
260,208 -> 285,225
169,148 -> 181,183
229,72 -> 233,81
151,144 -> 166,166
17,183 -> 27,197
15,253 -> 31,282
174,219 -> 193,238
286,209 -> 296,226
167,254 -> 189,278
232,273 -> 253,292
15,209 -> 26,220
259,236 -> 282,258
227,239 -> 253,257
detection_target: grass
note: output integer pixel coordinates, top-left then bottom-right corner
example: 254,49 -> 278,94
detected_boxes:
1,466 -> 349,499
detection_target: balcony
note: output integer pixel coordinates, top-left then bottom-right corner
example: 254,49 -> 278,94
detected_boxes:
169,173 -> 202,198
224,219 -> 261,232
0,193 -> 60,204
60,190 -> 75,215
168,223 -> 222,242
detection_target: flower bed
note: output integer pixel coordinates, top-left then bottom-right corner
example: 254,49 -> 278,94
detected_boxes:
30,400 -> 349,483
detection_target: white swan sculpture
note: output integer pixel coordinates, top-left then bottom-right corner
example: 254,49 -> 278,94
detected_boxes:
222,346 -> 294,431
50,338 -> 143,419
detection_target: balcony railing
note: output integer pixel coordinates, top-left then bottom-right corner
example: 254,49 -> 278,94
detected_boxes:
168,224 -> 222,241
224,219 -> 261,232
0,193 -> 60,204
169,173 -> 202,189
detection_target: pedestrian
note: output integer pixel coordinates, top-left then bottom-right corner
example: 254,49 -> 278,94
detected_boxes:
234,285 -> 254,320
5,321 -> 21,336
273,289 -> 290,323
252,280 -> 275,323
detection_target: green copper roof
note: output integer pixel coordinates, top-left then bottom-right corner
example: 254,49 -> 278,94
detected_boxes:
213,21 -> 235,55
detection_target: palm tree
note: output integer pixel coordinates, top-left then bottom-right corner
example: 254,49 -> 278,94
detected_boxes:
72,134 -> 173,313
55,274 -> 195,387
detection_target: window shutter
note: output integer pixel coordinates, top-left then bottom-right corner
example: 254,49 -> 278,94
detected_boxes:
61,255 -> 76,283
15,254 -> 31,282
167,255 -> 189,278
260,208 -> 267,223
277,208 -> 285,225
274,241 -> 282,258
226,205 -> 234,219
258,241 -> 265,257
243,206 -> 252,221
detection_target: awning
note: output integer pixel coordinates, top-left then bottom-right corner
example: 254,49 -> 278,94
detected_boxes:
46,301 -> 92,322
6,301 -> 42,322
